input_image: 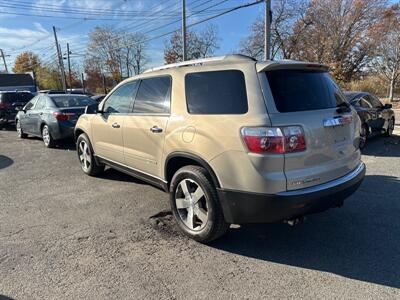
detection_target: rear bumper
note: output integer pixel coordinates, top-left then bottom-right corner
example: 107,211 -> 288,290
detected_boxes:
217,162 -> 366,224
49,123 -> 75,140
0,110 -> 16,125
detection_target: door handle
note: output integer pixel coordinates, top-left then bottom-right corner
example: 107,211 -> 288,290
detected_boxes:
150,126 -> 163,133
112,122 -> 120,128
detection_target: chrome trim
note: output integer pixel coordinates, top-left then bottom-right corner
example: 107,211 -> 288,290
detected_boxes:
280,162 -> 365,196
95,155 -> 167,183
323,115 -> 353,127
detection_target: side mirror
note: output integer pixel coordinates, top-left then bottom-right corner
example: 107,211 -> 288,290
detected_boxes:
85,103 -> 101,114
384,103 -> 392,109
15,106 -> 25,112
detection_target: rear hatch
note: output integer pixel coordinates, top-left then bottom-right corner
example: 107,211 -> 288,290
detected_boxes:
259,64 -> 361,190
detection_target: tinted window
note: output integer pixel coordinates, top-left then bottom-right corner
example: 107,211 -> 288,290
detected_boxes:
368,95 -> 382,108
1,92 -> 34,103
266,70 -> 346,112
51,96 -> 96,108
104,82 -> 137,114
133,77 -> 171,114
185,70 -> 248,114
360,97 -> 372,109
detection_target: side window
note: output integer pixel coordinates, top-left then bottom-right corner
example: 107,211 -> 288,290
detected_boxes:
103,81 -> 138,114
24,97 -> 38,110
369,96 -> 383,108
185,70 -> 248,114
360,97 -> 372,108
35,97 -> 46,110
133,76 -> 171,114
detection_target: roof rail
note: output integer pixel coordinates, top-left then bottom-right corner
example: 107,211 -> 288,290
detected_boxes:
143,54 -> 255,73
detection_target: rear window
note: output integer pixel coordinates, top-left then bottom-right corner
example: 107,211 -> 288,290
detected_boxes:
185,70 -> 248,114
1,92 -> 34,103
51,96 -> 96,108
265,70 -> 345,112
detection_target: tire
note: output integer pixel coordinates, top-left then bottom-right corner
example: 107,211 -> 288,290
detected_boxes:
359,123 -> 369,149
169,165 -> 230,243
42,125 -> 55,148
76,133 -> 104,176
384,118 -> 395,137
16,120 -> 27,139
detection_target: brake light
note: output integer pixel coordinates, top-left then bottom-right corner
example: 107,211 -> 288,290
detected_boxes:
241,126 -> 306,154
0,101 -> 11,109
53,111 -> 69,121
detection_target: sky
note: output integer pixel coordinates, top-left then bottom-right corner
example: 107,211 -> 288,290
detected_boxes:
0,0 -> 264,72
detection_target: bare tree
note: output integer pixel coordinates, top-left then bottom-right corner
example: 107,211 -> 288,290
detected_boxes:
372,4 -> 400,101
85,26 -> 148,84
119,32 -> 148,76
290,0 -> 387,82
239,0 -> 308,60
164,24 -> 220,64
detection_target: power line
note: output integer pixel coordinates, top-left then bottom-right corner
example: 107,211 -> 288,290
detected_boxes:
86,0 -> 264,60
71,0 -> 232,54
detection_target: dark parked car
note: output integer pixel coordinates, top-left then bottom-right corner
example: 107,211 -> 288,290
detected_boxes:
91,94 -> 106,102
15,94 -> 96,147
345,91 -> 395,148
0,91 -> 34,127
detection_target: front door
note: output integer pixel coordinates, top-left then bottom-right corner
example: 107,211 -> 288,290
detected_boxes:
20,97 -> 38,134
123,76 -> 171,178
91,81 -> 138,164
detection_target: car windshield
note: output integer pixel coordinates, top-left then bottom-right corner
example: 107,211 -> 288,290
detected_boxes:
51,96 -> 96,108
1,92 -> 34,103
265,70 -> 346,112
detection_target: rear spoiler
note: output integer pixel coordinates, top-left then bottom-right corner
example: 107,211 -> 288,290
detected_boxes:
256,60 -> 329,73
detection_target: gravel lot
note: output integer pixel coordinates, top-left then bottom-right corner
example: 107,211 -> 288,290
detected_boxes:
0,127 -> 399,299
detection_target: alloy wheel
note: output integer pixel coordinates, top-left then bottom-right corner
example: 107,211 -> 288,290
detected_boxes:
78,140 -> 91,171
42,127 -> 51,146
16,121 -> 22,137
175,179 -> 208,231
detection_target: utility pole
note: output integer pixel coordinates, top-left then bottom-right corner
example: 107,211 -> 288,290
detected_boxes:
182,0 -> 187,61
53,26 -> 67,92
264,0 -> 272,60
81,73 -> 86,94
67,43 -> 72,92
0,49 -> 9,73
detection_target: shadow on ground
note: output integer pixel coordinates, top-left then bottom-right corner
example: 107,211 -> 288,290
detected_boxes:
0,295 -> 15,300
209,174 -> 400,288
0,124 -> 16,132
362,133 -> 400,157
0,155 -> 13,170
97,168 -> 148,185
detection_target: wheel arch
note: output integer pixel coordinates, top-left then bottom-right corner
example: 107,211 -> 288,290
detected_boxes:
165,152 -> 221,189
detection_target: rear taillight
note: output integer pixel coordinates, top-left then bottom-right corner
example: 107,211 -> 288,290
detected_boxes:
53,111 -> 69,121
0,101 -> 11,109
241,126 -> 306,154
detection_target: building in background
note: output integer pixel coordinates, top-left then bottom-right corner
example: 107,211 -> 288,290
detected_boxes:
0,73 -> 37,93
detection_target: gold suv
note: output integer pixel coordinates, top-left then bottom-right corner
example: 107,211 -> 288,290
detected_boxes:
75,55 -> 366,242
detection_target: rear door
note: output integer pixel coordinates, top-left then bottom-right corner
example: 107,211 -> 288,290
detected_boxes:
30,96 -> 46,135
91,82 -> 137,164
262,68 -> 360,191
123,76 -> 171,178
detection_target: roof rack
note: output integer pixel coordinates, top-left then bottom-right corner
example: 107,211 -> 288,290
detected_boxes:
143,54 -> 255,73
